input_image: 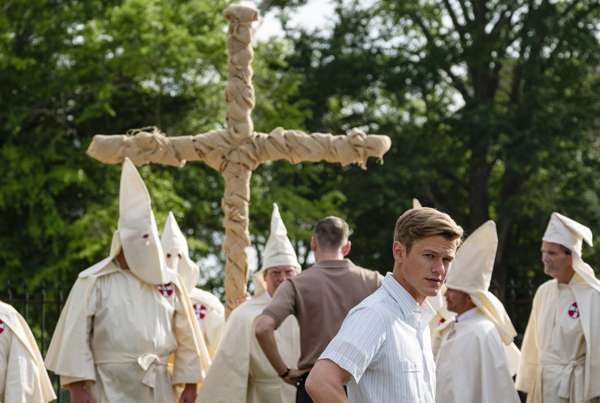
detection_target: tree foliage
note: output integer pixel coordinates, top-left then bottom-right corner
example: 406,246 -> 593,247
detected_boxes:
264,0 -> 600,308
0,0 -> 345,298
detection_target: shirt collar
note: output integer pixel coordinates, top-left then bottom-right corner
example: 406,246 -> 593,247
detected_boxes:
455,307 -> 477,323
264,290 -> 272,300
382,273 -> 436,327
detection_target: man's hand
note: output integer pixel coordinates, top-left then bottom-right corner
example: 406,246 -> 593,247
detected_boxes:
282,368 -> 311,387
69,381 -> 96,403
179,383 -> 197,403
236,291 -> 251,307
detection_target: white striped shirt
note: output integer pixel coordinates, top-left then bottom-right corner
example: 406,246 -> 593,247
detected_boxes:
319,273 -> 437,403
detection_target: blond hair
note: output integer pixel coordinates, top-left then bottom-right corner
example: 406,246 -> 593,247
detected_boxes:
394,208 -> 463,254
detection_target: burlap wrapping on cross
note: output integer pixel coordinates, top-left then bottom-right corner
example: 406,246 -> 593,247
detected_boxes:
86,4 -> 392,315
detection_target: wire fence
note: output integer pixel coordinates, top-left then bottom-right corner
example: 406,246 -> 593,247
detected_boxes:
2,278 -> 536,402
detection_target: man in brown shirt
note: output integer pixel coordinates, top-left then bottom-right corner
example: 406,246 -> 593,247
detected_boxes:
255,216 -> 383,403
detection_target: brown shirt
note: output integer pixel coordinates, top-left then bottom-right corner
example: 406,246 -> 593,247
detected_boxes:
262,259 -> 383,369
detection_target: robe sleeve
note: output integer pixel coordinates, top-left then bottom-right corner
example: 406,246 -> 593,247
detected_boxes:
3,326 -> 46,403
172,291 -> 205,385
45,276 -> 98,388
203,304 -> 225,352
515,286 -> 541,393
195,307 -> 253,403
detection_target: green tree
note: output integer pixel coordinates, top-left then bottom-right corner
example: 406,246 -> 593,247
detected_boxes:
262,0 -> 600,310
0,0 -> 345,302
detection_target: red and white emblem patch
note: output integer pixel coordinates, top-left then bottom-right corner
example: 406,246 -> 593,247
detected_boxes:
194,304 -> 207,320
0,320 -> 5,334
157,283 -> 174,298
439,318 -> 446,325
568,302 -> 580,319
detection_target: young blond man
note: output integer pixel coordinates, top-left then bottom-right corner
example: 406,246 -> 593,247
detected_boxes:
306,208 -> 463,403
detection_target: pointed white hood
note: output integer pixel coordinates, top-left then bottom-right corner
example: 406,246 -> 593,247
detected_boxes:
161,212 -> 200,293
412,198 -> 422,209
543,212 -> 600,292
252,203 -> 301,296
445,220 -> 517,345
116,157 -> 168,285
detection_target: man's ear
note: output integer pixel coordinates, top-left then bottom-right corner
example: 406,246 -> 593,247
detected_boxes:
310,236 -> 318,252
342,241 -> 351,256
393,241 -> 405,264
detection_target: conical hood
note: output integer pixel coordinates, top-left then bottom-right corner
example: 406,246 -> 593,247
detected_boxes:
543,212 -> 600,292
252,203 -> 301,296
161,212 -> 200,293
117,158 -> 167,285
445,220 -> 517,345
445,221 -> 497,293
412,198 -> 422,209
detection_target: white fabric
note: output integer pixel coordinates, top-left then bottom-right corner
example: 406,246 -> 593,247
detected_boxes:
444,220 -> 517,346
118,157 -> 168,285
252,203 -> 301,296
516,273 -> 600,402
455,307 -> 476,322
0,302 -> 56,403
161,212 -> 200,293
195,293 -> 300,403
46,262 -> 210,402
319,273 -> 436,403
543,212 -> 600,293
412,198 -> 422,209
189,288 -> 225,359
433,309 -> 520,403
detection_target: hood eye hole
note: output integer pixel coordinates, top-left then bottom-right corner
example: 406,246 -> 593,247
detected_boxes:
143,234 -> 149,239
166,253 -> 171,258
178,253 -> 182,259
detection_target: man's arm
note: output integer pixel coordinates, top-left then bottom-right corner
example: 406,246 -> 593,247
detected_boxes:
255,314 -> 308,386
305,359 -> 350,403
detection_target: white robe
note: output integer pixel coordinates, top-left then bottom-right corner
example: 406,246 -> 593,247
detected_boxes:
195,293 -> 300,403
433,309 -> 520,403
45,262 -> 208,403
516,273 -> 600,402
0,302 -> 56,403
189,288 -> 225,359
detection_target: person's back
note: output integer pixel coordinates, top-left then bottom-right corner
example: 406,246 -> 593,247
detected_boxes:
265,259 -> 381,370
256,216 -> 383,403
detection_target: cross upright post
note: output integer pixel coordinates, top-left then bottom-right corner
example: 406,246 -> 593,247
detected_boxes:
87,4 -> 392,316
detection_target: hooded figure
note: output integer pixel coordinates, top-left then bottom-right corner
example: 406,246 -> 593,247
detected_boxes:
433,220 -> 521,403
196,203 -> 301,403
162,212 -> 225,359
45,157 -> 209,403
0,301 -> 56,403
516,213 -> 600,403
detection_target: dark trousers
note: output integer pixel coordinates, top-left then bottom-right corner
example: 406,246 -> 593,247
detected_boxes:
296,373 -> 314,403
296,372 -> 347,403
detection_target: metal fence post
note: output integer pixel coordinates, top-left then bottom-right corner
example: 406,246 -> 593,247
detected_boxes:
23,281 -> 29,322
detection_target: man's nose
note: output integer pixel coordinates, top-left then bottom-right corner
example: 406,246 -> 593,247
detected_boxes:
432,259 -> 445,274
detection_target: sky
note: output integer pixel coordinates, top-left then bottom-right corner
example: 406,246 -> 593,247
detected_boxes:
239,0 -> 337,42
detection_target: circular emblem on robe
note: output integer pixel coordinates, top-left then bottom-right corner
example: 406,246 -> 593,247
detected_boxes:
0,320 -> 4,334
157,283 -> 174,298
194,304 -> 207,320
568,302 -> 580,319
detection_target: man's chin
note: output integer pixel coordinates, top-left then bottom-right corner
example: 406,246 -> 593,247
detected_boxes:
422,286 -> 441,297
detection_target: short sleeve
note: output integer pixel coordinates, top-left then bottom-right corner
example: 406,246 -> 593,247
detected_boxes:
262,280 -> 297,329
318,306 -> 386,385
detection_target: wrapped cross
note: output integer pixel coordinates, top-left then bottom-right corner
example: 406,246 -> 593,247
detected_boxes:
87,4 -> 391,315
